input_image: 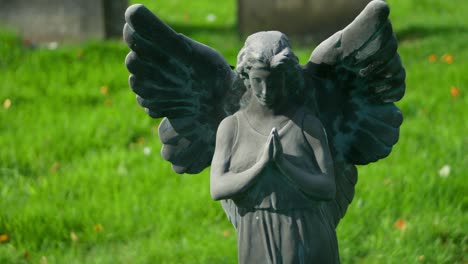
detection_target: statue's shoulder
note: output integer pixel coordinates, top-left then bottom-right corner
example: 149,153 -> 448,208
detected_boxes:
295,107 -> 325,138
217,113 -> 239,136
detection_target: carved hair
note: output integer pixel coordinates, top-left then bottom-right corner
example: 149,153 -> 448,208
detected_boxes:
236,31 -> 304,107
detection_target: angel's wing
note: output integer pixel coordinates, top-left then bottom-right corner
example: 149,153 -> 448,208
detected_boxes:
124,5 -> 244,174
302,0 -> 405,226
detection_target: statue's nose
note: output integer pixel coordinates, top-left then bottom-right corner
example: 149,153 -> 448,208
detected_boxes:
261,82 -> 267,96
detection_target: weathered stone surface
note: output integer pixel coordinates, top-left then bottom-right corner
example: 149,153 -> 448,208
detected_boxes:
124,1 -> 405,262
238,0 -> 372,40
0,0 -> 128,42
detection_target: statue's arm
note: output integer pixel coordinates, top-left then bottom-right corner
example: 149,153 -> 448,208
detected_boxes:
275,115 -> 336,200
210,116 -> 271,201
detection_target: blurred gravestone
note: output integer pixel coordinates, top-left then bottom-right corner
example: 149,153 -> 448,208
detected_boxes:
0,0 -> 128,42
238,0 -> 372,41
103,0 -> 129,38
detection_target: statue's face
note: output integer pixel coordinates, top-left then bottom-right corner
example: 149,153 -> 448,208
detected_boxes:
249,68 -> 285,108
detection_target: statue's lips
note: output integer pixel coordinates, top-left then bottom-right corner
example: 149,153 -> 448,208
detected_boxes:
257,96 -> 274,106
256,94 -> 274,104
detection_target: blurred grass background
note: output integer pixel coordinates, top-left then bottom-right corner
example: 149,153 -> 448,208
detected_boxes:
0,0 -> 466,263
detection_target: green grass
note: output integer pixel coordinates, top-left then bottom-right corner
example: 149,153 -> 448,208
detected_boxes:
0,0 -> 467,263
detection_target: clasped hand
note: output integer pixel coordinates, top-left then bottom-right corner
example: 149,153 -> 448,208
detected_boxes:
257,128 -> 283,166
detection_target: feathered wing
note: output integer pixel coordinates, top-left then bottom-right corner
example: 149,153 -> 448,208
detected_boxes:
124,4 -> 244,174
302,0 -> 405,226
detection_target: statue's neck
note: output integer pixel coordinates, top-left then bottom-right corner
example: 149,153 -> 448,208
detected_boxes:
244,98 -> 297,136
244,99 -> 298,134
246,101 -> 274,119
245,98 -> 296,118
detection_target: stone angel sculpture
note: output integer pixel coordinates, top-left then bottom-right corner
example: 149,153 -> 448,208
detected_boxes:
123,0 -> 405,262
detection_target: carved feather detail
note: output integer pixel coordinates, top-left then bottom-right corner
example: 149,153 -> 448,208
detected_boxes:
304,0 -> 405,226
124,4 -> 243,174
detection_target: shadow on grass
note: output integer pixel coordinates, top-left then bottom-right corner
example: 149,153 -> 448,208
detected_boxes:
396,24 -> 468,42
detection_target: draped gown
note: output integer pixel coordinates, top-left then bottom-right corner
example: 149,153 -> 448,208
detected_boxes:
225,107 -> 340,264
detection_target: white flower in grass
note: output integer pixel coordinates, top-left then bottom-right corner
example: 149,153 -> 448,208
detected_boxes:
47,42 -> 59,50
143,147 -> 151,156
206,14 -> 217,23
438,165 -> 451,178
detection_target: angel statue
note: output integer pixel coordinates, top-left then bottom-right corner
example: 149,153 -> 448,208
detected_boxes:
124,0 -> 405,262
